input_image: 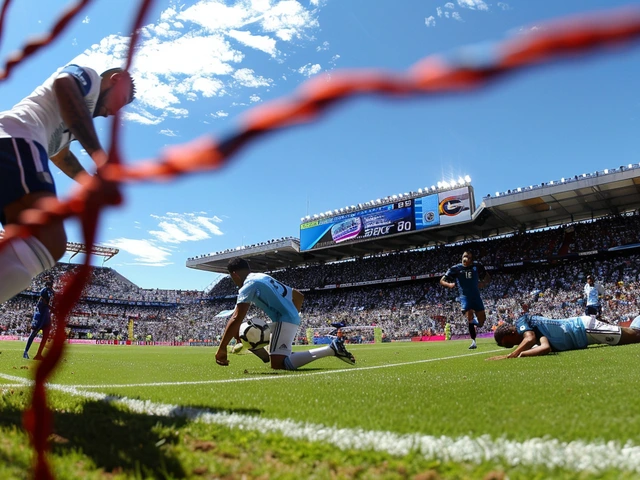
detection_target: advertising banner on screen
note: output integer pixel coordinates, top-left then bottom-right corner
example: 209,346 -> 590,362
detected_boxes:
300,194 -> 441,251
437,187 -> 472,225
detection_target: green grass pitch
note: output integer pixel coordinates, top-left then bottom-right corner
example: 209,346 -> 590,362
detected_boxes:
1,339 -> 639,479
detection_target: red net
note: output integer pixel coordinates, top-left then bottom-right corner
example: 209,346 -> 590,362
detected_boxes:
0,1 -> 639,477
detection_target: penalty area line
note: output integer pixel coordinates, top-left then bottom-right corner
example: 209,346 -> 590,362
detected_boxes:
4,371 -> 639,476
70,348 -> 505,389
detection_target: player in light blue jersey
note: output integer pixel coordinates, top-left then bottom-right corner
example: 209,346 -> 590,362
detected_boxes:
490,305 -> 640,359
215,258 -> 355,370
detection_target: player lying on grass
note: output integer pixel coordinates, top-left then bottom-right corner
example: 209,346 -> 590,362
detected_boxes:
489,304 -> 640,359
215,258 -> 356,370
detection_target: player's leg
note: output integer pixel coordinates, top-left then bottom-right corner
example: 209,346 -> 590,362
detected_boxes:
248,347 -> 270,363
475,310 -> 487,328
269,322 -> 354,370
464,309 -> 477,349
24,326 -> 40,359
34,320 -> 51,360
618,327 -> 640,345
0,139 -> 61,303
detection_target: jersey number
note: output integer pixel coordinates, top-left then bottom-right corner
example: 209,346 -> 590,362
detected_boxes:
465,271 -> 473,279
269,279 -> 288,298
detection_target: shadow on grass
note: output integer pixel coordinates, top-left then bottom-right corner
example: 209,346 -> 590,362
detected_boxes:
0,398 -> 262,478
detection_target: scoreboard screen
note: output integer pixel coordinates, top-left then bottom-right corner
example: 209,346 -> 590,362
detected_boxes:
300,187 -> 473,251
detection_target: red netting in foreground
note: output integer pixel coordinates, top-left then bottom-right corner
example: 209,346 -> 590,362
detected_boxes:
0,0 -> 639,478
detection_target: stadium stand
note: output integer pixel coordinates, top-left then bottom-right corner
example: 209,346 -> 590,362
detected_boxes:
1,213 -> 639,343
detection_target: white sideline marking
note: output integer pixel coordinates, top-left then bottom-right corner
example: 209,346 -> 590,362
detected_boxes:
71,348 -> 505,389
0,371 -> 638,474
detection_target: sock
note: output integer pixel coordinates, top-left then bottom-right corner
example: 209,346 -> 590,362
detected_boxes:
0,237 -> 55,303
468,322 -> 477,341
25,330 -> 38,354
283,346 -> 334,370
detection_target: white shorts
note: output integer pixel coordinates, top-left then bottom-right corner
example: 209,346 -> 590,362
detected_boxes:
269,321 -> 299,356
580,317 -> 621,346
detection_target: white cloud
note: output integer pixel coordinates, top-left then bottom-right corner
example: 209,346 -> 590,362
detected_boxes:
233,68 -> 272,87
148,212 -> 223,244
316,41 -> 329,52
104,238 -> 173,266
452,12 -> 463,22
444,2 -> 455,9
82,16 -> 90,24
75,0 -> 325,125
497,2 -> 511,10
211,110 -> 229,118
160,129 -> 178,137
249,94 -> 261,103
457,0 -> 489,11
298,63 -> 321,77
227,29 -> 277,56
425,16 -> 436,28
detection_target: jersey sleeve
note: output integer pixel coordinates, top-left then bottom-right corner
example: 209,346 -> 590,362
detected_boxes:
236,280 -> 257,305
443,265 -> 457,281
515,315 -> 533,334
59,65 -> 98,97
39,288 -> 51,303
477,263 -> 488,280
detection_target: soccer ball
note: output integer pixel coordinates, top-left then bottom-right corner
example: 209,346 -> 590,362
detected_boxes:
239,318 -> 271,349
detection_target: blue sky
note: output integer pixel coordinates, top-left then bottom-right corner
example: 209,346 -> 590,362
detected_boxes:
1,0 -> 638,290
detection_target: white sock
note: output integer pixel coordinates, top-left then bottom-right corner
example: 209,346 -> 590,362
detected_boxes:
471,339 -> 477,346
285,346 -> 334,369
0,237 -> 55,303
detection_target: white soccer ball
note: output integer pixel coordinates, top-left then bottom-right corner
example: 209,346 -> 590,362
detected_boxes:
239,318 -> 271,350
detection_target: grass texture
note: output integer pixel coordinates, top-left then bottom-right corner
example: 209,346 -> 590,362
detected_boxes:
1,338 -> 639,479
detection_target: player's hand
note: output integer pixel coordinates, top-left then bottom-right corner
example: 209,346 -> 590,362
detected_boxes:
215,349 -> 229,366
485,355 -> 509,361
72,152 -> 123,210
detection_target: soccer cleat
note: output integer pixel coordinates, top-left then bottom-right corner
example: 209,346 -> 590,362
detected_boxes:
23,352 -> 29,359
468,344 -> 477,350
330,338 -> 356,365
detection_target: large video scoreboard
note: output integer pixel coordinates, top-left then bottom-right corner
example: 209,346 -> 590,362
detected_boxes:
300,186 -> 474,251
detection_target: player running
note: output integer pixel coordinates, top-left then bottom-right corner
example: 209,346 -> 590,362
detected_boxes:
215,258 -> 355,370
440,251 -> 490,349
23,279 -> 55,360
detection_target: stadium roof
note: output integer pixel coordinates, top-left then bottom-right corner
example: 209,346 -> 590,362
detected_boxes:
186,165 -> 640,274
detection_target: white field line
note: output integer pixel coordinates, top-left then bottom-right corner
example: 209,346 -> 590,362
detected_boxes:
0,371 -> 638,474
65,348 -> 506,389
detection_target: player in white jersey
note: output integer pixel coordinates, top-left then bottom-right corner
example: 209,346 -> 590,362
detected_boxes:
215,258 -> 356,370
583,274 -> 605,318
0,65 -> 135,303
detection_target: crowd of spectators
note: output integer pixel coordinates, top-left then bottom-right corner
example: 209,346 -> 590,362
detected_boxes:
1,213 -> 639,344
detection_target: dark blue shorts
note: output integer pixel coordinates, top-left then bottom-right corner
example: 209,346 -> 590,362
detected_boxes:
0,137 -> 56,225
585,305 -> 601,316
460,295 -> 484,313
31,310 -> 51,331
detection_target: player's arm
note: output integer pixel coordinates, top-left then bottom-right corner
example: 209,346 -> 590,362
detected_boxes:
507,330 -> 538,358
50,146 -> 88,181
440,275 -> 455,289
292,289 -> 304,312
53,72 -> 106,167
215,303 -> 250,366
517,335 -> 551,357
478,268 -> 490,288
